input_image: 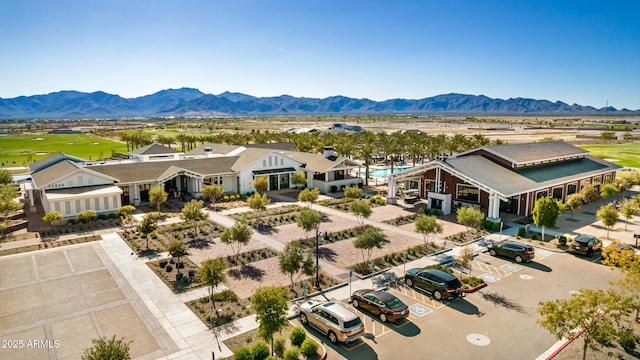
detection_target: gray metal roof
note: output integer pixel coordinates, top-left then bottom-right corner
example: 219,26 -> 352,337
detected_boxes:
480,141 -> 588,165
31,160 -> 81,188
185,143 -> 243,156
130,144 -> 180,155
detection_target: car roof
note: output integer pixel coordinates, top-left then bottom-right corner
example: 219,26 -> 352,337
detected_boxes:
322,301 -> 359,320
422,268 -> 457,280
575,234 -> 596,242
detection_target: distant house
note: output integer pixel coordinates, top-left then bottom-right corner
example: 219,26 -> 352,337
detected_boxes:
387,141 -> 621,222
26,143 -> 362,216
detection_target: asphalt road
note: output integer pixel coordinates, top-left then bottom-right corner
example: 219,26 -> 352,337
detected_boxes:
307,249 -> 621,360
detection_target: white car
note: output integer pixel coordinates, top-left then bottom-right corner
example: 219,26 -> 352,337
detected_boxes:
298,300 -> 364,344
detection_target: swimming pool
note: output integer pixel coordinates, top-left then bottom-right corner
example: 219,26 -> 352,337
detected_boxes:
362,166 -> 412,178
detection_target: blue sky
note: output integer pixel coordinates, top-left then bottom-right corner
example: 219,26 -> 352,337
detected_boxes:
1,0 -> 639,109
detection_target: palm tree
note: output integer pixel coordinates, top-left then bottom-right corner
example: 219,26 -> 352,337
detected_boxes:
358,132 -> 376,187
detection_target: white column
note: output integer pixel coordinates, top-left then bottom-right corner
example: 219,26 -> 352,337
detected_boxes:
435,167 -> 441,193
387,177 -> 397,204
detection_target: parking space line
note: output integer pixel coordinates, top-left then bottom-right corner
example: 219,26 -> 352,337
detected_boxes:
472,261 -> 512,277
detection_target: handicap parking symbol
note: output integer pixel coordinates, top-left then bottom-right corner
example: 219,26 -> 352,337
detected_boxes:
479,273 -> 500,283
409,304 -> 432,317
536,249 -> 553,257
501,264 -> 521,272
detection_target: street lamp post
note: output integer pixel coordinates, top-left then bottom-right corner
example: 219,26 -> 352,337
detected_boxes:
315,227 -> 329,290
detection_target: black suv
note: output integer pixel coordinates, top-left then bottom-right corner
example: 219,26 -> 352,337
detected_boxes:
488,241 -> 535,263
569,235 -> 602,256
404,268 -> 463,300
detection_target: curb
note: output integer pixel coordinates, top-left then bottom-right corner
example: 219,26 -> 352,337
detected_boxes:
462,281 -> 487,293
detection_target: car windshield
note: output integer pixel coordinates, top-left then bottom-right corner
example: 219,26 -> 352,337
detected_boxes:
575,238 -> 591,244
343,318 -> 362,328
384,297 -> 405,309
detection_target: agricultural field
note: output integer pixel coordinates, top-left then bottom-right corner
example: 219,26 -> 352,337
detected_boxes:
580,141 -> 640,168
0,133 -> 127,168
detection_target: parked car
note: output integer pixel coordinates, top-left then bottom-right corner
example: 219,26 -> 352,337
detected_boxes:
350,289 -> 409,323
298,300 -> 364,344
404,268 -> 463,300
488,241 -> 535,263
568,235 -> 602,256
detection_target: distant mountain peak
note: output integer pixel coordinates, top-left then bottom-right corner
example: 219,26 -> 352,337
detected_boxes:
0,89 -> 637,119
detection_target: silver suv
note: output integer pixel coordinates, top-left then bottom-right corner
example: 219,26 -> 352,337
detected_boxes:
298,300 -> 364,344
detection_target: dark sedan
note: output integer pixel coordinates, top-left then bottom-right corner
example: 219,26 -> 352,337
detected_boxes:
488,241 -> 535,263
404,268 -> 463,300
350,289 -> 409,323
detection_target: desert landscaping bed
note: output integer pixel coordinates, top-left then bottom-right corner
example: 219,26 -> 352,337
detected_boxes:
0,234 -> 102,256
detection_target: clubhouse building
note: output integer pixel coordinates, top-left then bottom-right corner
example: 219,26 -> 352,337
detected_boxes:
25,143 -> 363,218
386,141 -> 621,222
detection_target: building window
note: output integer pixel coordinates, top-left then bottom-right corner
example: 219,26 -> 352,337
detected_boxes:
603,174 -> 612,184
334,170 -> 345,180
424,180 -> 436,193
456,184 -> 479,203
567,183 -> 577,195
95,198 -> 101,211
75,200 -> 81,212
85,199 -> 91,209
552,187 -> 563,200
54,202 -> 60,212
104,197 -> 109,209
592,176 -> 601,187
536,190 -> 548,200
313,172 -> 324,181
580,179 -> 590,191
113,196 -> 118,208
408,180 -> 419,190
65,201 -> 71,214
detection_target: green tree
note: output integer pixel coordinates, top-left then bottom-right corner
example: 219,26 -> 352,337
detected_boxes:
254,176 -> 268,193
580,183 -> 600,213
532,196 -> 561,241
0,184 -> 23,226
599,183 -> 619,199
414,215 -> 442,245
344,185 -> 362,200
296,208 -> 321,242
77,209 -> 97,225
202,183 -> 224,208
118,205 -> 136,218
180,199 -> 208,232
349,200 -> 372,228
565,193 -> 584,220
602,242 -> 640,321
456,206 -> 484,233
248,192 -> 271,226
291,170 -> 307,189
456,245 -> 475,279
596,205 -> 618,239
149,184 -> 168,216
353,227 -> 385,264
298,187 -> 320,208
252,286 -> 289,354
197,258 -> 227,318
219,221 -> 253,267
537,288 -> 632,360
0,169 -> 12,185
167,239 -> 189,274
136,213 -> 157,250
278,241 -> 315,289
42,211 -> 63,231
81,335 -> 131,360
619,199 -> 636,231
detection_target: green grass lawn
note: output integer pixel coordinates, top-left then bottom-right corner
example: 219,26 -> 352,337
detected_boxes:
0,133 -> 128,168
580,142 -> 640,168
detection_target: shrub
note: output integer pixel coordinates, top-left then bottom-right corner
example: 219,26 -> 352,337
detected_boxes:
558,236 -> 567,246
531,233 -> 539,240
223,195 -> 230,202
159,260 -> 168,268
423,264 -> 453,274
67,218 -> 76,225
265,356 -> 276,360
300,338 -> 319,357
165,265 -> 173,272
98,213 -> 108,221
283,346 -> 301,360
108,212 -> 118,219
251,341 -> 270,360
212,289 -> 239,302
517,227 -> 526,237
273,336 -> 286,358
234,346 -> 253,360
290,325 -> 307,347
461,276 -> 484,287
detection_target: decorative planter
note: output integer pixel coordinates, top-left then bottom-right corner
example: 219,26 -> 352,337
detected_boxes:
463,281 -> 487,293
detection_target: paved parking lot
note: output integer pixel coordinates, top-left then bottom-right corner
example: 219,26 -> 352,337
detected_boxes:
310,249 -> 621,360
0,243 -> 177,360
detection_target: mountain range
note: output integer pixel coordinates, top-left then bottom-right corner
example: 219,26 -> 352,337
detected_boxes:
0,88 -> 636,119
